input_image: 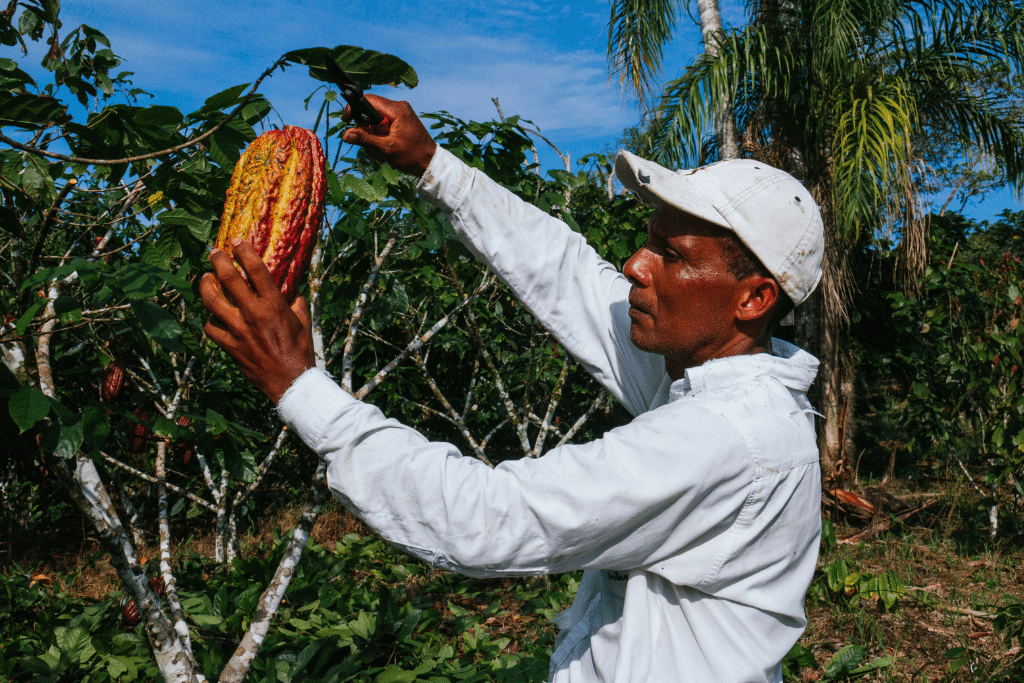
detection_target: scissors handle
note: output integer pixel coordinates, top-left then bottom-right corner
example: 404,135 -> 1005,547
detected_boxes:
327,58 -> 391,136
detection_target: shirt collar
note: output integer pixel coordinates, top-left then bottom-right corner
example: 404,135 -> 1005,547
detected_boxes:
669,338 -> 820,401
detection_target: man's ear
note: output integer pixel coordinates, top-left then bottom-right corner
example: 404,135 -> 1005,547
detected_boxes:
736,277 -> 779,323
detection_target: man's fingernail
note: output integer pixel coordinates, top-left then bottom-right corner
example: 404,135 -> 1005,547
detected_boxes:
210,248 -> 222,258
231,238 -> 242,247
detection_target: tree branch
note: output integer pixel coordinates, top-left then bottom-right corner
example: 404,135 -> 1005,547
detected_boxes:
342,220 -> 401,393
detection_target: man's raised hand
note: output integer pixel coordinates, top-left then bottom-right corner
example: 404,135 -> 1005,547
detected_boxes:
341,95 -> 437,177
200,239 -> 316,405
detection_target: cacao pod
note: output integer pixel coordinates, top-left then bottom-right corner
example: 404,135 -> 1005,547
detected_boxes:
149,575 -> 165,597
175,415 -> 193,465
100,359 -> 125,403
121,600 -> 141,628
130,409 -> 150,454
215,126 -> 325,302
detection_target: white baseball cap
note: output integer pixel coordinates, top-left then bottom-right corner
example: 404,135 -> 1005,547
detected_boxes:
615,151 -> 824,305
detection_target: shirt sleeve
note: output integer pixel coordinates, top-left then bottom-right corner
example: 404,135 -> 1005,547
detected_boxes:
278,367 -> 753,582
416,146 -> 667,416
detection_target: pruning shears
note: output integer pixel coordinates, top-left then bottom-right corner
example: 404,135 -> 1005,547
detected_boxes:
325,57 -> 391,136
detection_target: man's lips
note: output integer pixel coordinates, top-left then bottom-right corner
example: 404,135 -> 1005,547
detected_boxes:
627,293 -> 650,318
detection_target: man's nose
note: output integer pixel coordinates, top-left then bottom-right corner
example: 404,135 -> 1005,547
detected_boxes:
623,248 -> 651,287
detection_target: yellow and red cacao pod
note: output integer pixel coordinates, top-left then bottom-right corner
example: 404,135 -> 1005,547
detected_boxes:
100,359 -> 125,403
215,126 -> 325,302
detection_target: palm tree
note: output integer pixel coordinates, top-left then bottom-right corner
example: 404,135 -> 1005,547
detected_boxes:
609,0 -> 740,157
607,0 -> 1024,480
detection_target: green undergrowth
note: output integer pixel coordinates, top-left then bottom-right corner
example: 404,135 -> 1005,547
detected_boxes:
783,515 -> 1024,682
0,530 -> 578,682
4,505 -> 1024,682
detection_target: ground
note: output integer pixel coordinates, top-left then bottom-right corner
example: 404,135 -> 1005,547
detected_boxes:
4,478 -> 1024,682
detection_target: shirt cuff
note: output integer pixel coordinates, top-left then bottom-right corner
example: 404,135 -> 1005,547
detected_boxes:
276,367 -> 357,453
415,145 -> 472,210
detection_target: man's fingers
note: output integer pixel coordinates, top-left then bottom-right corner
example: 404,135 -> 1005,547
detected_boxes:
342,126 -> 371,147
291,295 -> 312,329
230,239 -> 281,300
200,272 -> 243,331
207,247 -> 258,307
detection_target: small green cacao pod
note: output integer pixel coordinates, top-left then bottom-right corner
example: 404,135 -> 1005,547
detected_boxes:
100,359 -> 125,403
216,126 -> 326,302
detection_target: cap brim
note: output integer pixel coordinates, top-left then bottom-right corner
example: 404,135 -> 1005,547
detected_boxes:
615,150 -> 732,232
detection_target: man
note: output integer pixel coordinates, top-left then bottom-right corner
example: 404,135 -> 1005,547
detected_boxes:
201,95 -> 824,683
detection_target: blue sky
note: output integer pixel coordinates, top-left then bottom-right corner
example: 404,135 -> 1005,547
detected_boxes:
13,0 -> 1022,221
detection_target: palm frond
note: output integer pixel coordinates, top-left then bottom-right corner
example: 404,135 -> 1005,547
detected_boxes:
830,77 -> 918,239
608,0 -> 682,109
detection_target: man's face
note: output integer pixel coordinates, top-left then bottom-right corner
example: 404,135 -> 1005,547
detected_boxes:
622,204 -> 750,378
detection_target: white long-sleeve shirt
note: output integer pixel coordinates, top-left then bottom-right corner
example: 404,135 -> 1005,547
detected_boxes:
278,146 -> 822,683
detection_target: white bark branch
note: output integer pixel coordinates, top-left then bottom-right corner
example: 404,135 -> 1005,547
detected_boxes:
219,463 -> 330,683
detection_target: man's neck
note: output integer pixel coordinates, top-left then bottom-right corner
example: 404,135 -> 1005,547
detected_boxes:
665,335 -> 772,381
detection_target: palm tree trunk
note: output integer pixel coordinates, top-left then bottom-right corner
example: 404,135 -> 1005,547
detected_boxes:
697,0 -> 739,158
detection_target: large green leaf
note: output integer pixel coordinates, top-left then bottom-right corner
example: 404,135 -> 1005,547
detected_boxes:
284,45 -> 418,89
8,385 -> 50,432
40,411 -> 84,457
130,300 -> 184,352
0,92 -> 67,128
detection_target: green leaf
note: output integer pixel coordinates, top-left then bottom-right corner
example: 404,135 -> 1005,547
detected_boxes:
53,295 -> 82,324
170,497 -> 186,517
225,448 -> 257,483
0,92 -> 67,128
131,300 -> 184,353
345,174 -> 385,202
9,385 -> 49,432
284,45 -> 418,89
40,411 -> 84,458
17,657 -> 53,675
374,665 -> 418,683
194,83 -> 249,116
151,416 -> 176,439
55,625 -> 95,663
106,656 -> 129,679
820,517 -> 836,549
824,644 -> 865,678
158,208 -> 213,242
81,403 -> 111,453
190,613 -> 225,629
14,297 -> 48,335
826,559 -> 848,593
20,261 -> 85,291
288,638 -> 330,678
205,408 -> 229,435
848,656 -> 894,675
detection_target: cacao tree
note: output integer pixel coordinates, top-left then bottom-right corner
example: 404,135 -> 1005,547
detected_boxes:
1,4 -> 643,679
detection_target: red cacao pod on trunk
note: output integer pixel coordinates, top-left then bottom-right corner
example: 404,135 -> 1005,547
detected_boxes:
121,600 -> 141,628
100,359 -> 125,403
175,415 -> 193,465
216,126 -> 326,302
130,409 -> 150,454
149,575 -> 165,597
